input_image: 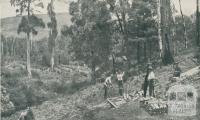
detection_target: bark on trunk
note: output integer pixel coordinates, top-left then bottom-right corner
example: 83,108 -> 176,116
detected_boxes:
179,0 -> 188,48
5,39 -> 8,56
137,41 -> 140,64
144,41 -> 147,62
197,0 -> 200,62
157,0 -> 163,60
27,33 -> 32,78
51,47 -> 55,70
197,0 -> 200,46
1,40 -> 3,57
27,0 -> 32,78
149,39 -> 152,59
11,38 -> 16,56
163,34 -> 174,64
112,54 -> 116,74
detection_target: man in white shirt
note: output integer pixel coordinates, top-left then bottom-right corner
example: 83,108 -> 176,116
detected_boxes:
117,71 -> 125,96
104,74 -> 112,99
143,65 -> 156,97
148,66 -> 156,97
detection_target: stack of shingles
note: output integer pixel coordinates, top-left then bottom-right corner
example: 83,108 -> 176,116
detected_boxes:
139,97 -> 167,115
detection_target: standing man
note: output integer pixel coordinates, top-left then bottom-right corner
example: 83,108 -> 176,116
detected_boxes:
117,70 -> 125,96
143,65 -> 156,97
143,67 -> 150,97
104,74 -> 113,99
148,66 -> 156,97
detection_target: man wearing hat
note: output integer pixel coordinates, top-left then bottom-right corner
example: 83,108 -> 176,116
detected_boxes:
143,64 -> 156,97
148,66 -> 156,97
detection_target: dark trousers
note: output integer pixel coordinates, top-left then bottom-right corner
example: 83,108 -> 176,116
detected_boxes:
118,81 -> 123,96
104,85 -> 108,99
143,80 -> 149,97
149,79 -> 154,97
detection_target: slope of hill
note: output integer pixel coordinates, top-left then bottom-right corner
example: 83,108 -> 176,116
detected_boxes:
1,13 -> 71,39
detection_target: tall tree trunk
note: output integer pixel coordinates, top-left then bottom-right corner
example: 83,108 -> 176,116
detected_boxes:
137,41 -> 140,64
163,34 -> 174,64
5,38 -> 8,56
91,51 -> 96,83
179,0 -> 188,48
50,47 -> 55,70
119,0 -> 126,46
27,33 -> 32,78
12,38 -> 16,56
197,0 -> 200,62
157,0 -> 163,61
112,54 -> 116,74
160,0 -> 174,65
27,0 -> 32,78
197,0 -> 200,46
1,40 -> 3,57
169,3 -> 177,55
30,32 -> 33,50
144,41 -> 147,62
149,39 -> 152,59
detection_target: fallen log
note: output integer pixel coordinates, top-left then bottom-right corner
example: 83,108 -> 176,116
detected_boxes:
180,66 -> 200,79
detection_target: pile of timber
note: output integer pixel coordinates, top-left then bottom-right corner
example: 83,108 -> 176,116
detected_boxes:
88,90 -> 143,110
139,97 -> 167,115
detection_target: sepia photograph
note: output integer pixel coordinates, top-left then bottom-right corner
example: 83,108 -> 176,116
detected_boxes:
0,0 -> 200,120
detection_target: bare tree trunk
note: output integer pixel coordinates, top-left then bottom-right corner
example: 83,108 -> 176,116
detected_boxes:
197,0 -> 200,46
27,33 -> 32,78
137,41 -> 140,64
51,47 -> 55,70
197,0 -> 200,62
179,0 -> 188,48
5,38 -> 8,56
112,54 -> 116,74
1,40 -> 3,57
149,39 -> 152,59
169,3 -> 177,55
11,38 -> 16,56
144,41 -> 147,62
157,0 -> 163,60
27,0 -> 32,78
91,51 -> 96,83
1,41 -> 4,55
30,32 -> 33,50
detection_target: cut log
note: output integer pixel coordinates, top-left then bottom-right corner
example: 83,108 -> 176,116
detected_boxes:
180,66 -> 200,78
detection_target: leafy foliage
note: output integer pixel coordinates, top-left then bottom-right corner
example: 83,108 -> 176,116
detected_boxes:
17,15 -> 45,35
62,0 -> 113,69
47,0 -> 58,52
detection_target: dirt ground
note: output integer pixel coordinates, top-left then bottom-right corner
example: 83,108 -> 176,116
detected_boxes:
1,52 -> 200,120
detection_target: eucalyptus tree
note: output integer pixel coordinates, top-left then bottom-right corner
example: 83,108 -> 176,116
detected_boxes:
178,0 -> 188,48
10,0 -> 45,78
62,0 -> 113,82
47,0 -> 58,70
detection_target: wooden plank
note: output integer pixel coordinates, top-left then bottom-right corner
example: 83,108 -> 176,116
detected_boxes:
107,98 -> 118,108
